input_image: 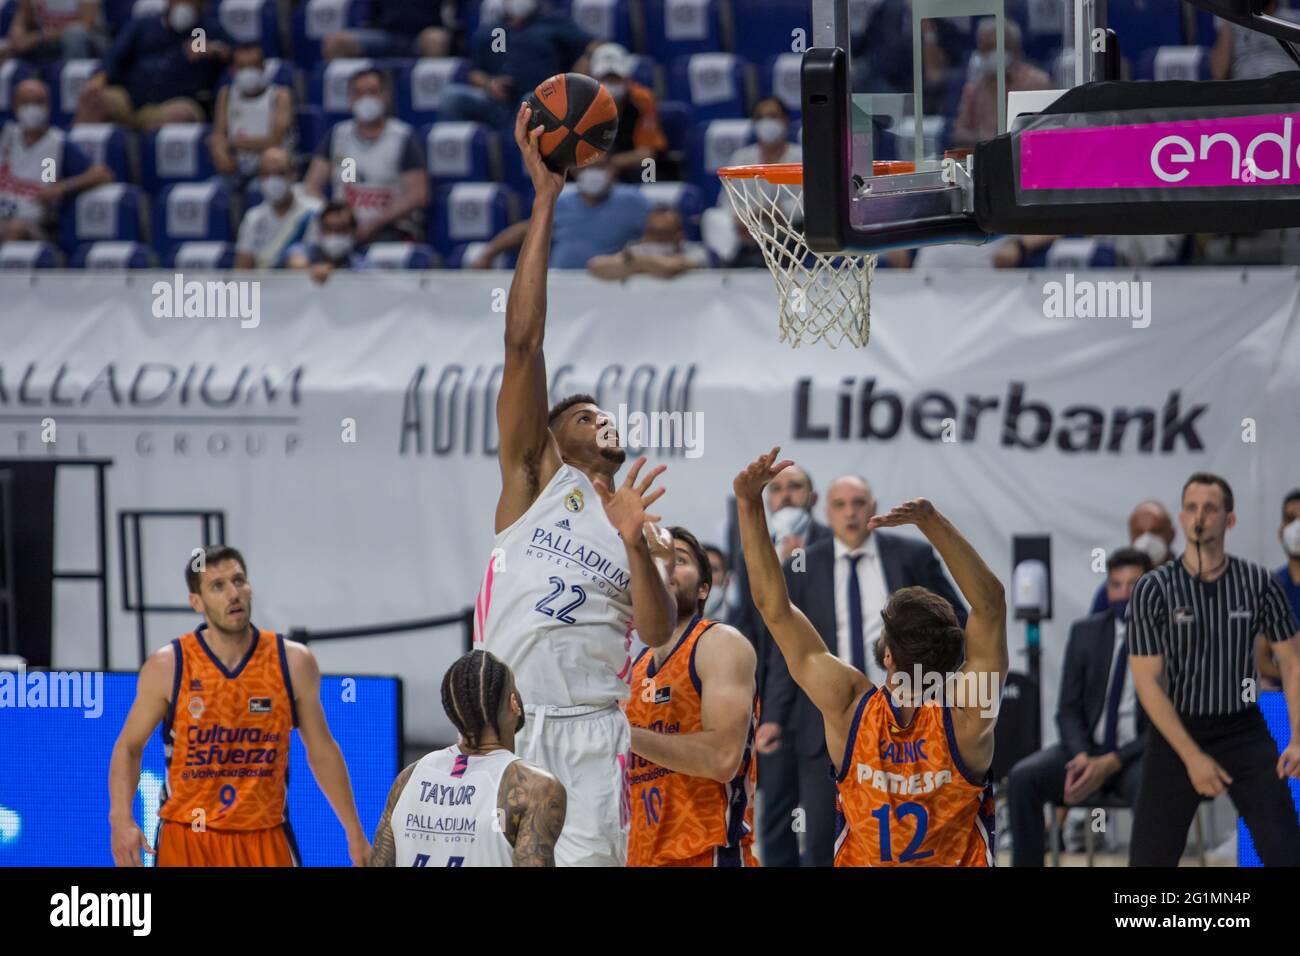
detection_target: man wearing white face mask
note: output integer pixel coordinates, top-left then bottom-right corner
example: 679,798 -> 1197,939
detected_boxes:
471,156 -> 648,270
74,0 -> 232,130
0,78 -> 112,243
952,18 -> 1050,147
1259,490 -> 1300,690
586,43 -> 667,183
303,68 -> 426,246
210,44 -> 295,193
285,201 -> 371,284
1088,500 -> 1176,615
235,147 -> 322,270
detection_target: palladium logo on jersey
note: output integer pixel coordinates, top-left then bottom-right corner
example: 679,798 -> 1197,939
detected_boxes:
526,527 -> 631,593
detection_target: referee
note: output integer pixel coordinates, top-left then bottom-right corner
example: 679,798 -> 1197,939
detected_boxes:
1127,472 -> 1300,866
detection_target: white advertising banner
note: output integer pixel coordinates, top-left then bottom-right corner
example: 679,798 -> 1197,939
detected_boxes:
2,269 -> 1297,743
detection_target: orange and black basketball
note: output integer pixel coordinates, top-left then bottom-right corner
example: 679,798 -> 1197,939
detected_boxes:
523,72 -> 620,172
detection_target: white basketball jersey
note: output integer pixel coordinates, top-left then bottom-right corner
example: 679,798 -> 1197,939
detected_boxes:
391,746 -> 517,868
475,464 -> 635,708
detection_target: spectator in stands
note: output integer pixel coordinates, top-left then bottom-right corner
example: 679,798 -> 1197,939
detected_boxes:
74,0 -> 232,130
0,77 -> 112,242
210,44 -> 295,193
1210,0 -> 1298,80
285,200 -> 370,284
3,0 -> 109,60
438,0 -> 598,131
952,18 -> 1050,147
234,147 -> 321,270
1087,500 -> 1176,614
1257,488 -> 1300,690
302,68 -> 426,246
1007,548 -> 1152,866
586,42 -> 667,184
470,154 -> 647,269
321,0 -> 451,60
854,0 -> 967,114
586,205 -> 708,280
704,544 -> 732,622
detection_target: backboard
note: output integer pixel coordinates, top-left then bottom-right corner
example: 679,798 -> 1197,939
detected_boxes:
802,0 -> 1100,252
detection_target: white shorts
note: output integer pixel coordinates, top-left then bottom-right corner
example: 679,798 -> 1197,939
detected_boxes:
516,702 -> 630,867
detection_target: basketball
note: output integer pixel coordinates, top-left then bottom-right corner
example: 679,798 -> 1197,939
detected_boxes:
523,72 -> 620,172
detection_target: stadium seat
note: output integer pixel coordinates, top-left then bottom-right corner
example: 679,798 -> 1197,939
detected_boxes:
0,0 -> 17,38
1016,0 -> 1069,65
67,123 -> 135,184
293,0 -> 371,68
446,241 -> 517,269
1044,237 -> 1119,269
170,241 -> 237,269
0,59 -> 38,117
131,0 -> 164,19
627,54 -> 661,95
153,181 -> 234,259
141,124 -> 214,192
642,0 -> 724,61
47,59 -> 100,125
763,53 -> 802,119
59,183 -> 149,252
571,0 -> 638,48
423,121 -> 501,186
69,240 -> 155,269
657,99 -> 692,154
732,0 -> 808,64
1105,0 -> 1186,68
297,105 -> 325,155
668,53 -> 752,121
102,0 -> 135,29
397,58 -> 471,126
688,118 -> 753,205
218,0 -> 284,58
361,242 -> 439,269
1137,46 -> 1212,82
461,0 -> 503,39
430,182 -> 519,256
639,180 -> 704,239
0,241 -> 61,269
310,58 -> 375,124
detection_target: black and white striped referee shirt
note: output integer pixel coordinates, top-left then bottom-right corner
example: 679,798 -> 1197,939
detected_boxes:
1127,555 -> 1300,717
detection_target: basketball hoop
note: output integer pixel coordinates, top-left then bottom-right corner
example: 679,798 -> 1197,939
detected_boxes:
718,161 -> 913,349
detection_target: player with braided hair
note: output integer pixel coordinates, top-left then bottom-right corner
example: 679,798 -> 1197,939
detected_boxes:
734,447 -> 1007,867
370,651 -> 566,867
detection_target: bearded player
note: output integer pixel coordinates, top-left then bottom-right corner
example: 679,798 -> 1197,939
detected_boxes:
473,102 -> 677,866
108,546 -> 370,866
625,526 -> 759,867
735,448 -> 1006,866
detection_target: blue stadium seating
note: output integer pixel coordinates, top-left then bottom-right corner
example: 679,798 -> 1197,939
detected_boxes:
396,58 -> 471,126
0,59 -> 39,119
67,123 -> 136,184
0,241 -> 61,269
430,182 -> 519,256
423,121 -> 501,186
310,57 -> 376,124
732,0 -> 809,64
47,59 -> 100,125
627,54 -> 661,94
571,0 -> 639,49
153,181 -> 234,259
1106,0 -> 1187,67
129,0 -> 164,21
687,118 -> 754,205
669,53 -> 751,121
70,240 -> 155,269
762,53 -> 802,119
296,105 -> 326,155
59,183 -> 148,253
170,240 -> 237,269
446,242 -> 518,269
1136,45 -> 1212,82
218,0 -> 283,57
361,241 -> 438,269
293,0 -> 372,68
639,180 -> 704,239
0,0 -> 18,38
1044,237 -> 1119,269
657,99 -> 693,154
141,124 -> 214,193
642,0 -> 725,61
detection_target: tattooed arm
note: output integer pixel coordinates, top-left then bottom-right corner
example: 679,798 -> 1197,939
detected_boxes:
367,761 -> 417,867
500,760 -> 567,867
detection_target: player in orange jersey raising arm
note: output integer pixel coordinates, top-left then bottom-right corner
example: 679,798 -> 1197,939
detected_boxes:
734,448 -> 1007,866
108,546 -> 371,867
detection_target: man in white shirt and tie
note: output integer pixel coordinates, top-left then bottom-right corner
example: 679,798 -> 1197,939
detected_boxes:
762,474 -> 967,866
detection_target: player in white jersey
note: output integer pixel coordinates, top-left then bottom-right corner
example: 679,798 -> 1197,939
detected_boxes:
370,651 -> 566,867
473,102 -> 678,866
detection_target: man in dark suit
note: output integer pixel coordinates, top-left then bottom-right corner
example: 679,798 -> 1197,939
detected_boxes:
1007,547 -> 1153,865
725,464 -> 832,868
762,474 -> 967,866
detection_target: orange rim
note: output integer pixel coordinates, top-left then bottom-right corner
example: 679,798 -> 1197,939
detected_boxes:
717,160 -> 916,183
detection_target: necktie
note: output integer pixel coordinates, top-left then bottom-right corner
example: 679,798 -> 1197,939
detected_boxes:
1101,640 -> 1128,753
847,553 -> 865,673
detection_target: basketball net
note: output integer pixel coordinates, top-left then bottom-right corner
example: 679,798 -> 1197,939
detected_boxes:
718,162 -> 875,349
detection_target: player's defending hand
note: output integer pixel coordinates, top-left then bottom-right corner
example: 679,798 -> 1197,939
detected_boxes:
110,818 -> 153,867
733,446 -> 795,503
515,103 -> 565,202
594,456 -> 666,545
868,498 -> 937,530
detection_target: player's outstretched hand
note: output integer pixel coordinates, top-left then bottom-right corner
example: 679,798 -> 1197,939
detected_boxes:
110,819 -> 153,867
732,446 -> 794,503
868,498 -> 937,530
594,457 -> 666,544
515,103 -> 565,202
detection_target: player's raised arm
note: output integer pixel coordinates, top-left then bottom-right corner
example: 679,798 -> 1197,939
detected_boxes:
496,103 -> 569,532
108,645 -> 173,866
734,448 -> 870,738
501,761 -> 567,867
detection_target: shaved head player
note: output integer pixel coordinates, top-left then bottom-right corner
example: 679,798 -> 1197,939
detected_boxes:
473,102 -> 678,866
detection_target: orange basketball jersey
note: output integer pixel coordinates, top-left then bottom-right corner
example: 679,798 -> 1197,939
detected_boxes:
834,687 -> 995,867
624,615 -> 757,867
158,624 -> 296,832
